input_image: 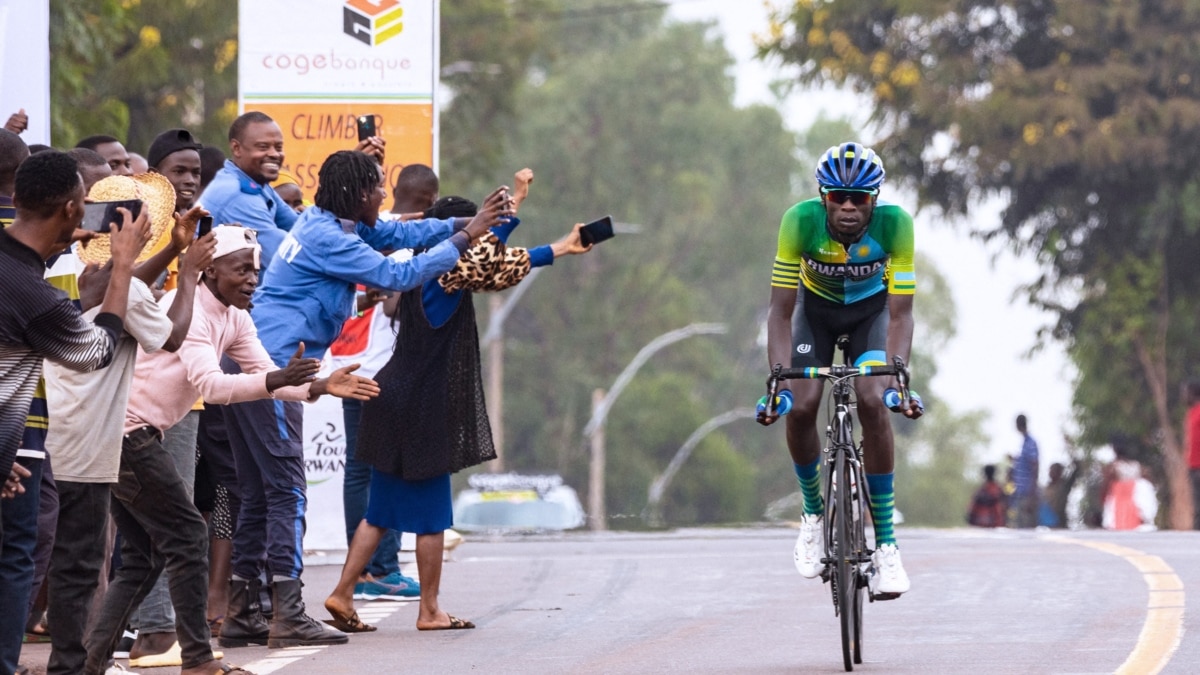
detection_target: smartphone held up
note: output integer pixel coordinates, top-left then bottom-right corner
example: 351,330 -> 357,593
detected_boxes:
81,199 -> 143,233
579,215 -> 615,247
356,114 -> 378,142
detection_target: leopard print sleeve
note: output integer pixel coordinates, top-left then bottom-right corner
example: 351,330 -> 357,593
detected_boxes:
438,231 -> 533,293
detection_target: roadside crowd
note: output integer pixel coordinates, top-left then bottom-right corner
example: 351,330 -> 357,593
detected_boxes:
967,413 -> 1160,531
0,108 -> 594,675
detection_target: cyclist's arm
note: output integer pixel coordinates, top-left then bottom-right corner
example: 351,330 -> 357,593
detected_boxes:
768,204 -> 806,388
883,205 -> 916,366
886,293 -> 914,365
767,285 -> 798,387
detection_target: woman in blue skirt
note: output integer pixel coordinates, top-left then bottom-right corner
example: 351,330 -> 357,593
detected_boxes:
324,172 -> 591,631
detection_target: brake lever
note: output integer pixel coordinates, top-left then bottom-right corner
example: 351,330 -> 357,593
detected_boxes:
766,364 -> 782,415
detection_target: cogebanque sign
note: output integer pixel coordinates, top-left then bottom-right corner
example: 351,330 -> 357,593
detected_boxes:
238,0 -> 438,193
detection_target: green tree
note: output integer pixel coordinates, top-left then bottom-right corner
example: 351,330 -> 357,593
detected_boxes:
49,0 -> 134,144
439,0 -> 564,186
50,0 -> 238,150
445,11 -> 800,526
759,0 -> 1200,529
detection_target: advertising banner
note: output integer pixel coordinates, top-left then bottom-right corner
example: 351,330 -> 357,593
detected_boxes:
239,0 -> 439,551
0,1 -> 51,145
239,0 -> 438,196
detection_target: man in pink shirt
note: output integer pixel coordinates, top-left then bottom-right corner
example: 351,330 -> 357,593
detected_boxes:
83,226 -> 379,675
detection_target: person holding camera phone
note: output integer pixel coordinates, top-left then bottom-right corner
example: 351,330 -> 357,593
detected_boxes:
215,150 -> 512,649
0,150 -> 156,675
324,168 -> 596,633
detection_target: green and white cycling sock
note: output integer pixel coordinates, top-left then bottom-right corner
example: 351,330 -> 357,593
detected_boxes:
866,472 -> 896,546
793,460 -> 824,515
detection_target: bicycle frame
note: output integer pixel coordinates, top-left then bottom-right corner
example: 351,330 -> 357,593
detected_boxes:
763,352 -> 909,671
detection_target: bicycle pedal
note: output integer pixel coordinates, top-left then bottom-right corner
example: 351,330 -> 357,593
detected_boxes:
871,591 -> 901,602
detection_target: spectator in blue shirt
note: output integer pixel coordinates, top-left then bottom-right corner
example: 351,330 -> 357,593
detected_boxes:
198,112 -> 298,266
218,149 -> 511,649
1011,414 -> 1040,528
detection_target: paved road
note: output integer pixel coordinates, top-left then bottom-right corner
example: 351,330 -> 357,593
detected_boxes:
19,526 -> 1197,674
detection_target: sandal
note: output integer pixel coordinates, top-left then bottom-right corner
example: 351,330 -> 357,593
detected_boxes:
212,664 -> 255,674
418,615 -> 475,631
323,607 -> 377,633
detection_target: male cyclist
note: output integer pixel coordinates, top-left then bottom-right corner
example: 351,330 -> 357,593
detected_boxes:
758,142 -> 923,596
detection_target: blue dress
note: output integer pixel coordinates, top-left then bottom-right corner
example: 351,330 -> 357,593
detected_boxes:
358,218 -> 554,535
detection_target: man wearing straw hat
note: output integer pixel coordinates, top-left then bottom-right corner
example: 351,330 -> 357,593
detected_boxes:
42,171 -> 208,675
0,150 -> 153,675
81,223 -> 380,674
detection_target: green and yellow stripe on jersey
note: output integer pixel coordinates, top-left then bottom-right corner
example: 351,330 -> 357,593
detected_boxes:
771,198 -> 915,304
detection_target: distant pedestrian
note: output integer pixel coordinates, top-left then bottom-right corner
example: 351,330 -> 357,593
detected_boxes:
967,465 -> 1006,528
1039,462 -> 1068,528
1010,414 -> 1039,529
1185,380 -> 1200,529
1102,438 -> 1157,531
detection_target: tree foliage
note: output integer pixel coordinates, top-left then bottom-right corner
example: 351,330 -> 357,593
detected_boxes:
760,0 -> 1200,528
41,0 -> 987,527
50,0 -> 238,151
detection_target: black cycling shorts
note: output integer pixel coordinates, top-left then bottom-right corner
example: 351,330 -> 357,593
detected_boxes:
790,289 -> 889,368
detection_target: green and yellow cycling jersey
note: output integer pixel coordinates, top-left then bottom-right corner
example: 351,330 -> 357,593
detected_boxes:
770,197 -> 915,304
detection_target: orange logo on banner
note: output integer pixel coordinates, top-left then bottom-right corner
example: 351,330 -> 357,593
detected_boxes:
344,0 -> 405,46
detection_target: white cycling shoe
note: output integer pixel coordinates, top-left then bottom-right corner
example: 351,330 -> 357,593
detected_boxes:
870,543 -> 911,595
793,514 -> 824,578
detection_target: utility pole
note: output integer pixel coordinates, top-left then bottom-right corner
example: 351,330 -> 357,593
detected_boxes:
486,295 -> 505,471
587,388 -> 606,529
481,268 -> 542,472
582,322 -> 727,531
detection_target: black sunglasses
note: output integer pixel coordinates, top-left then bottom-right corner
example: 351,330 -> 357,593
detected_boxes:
821,188 -> 877,206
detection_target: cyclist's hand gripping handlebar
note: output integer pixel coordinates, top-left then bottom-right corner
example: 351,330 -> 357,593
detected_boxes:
756,364 -> 793,426
882,356 -> 924,419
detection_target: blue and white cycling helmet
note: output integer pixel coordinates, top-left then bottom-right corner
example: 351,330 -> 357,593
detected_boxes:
815,142 -> 886,190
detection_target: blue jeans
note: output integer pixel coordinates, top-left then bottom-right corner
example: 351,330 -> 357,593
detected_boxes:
342,399 -> 400,577
0,455 -> 42,674
225,397 -> 307,581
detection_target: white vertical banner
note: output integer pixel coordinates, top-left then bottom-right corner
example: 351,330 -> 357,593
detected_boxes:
301,371 -> 350,552
0,0 -> 51,145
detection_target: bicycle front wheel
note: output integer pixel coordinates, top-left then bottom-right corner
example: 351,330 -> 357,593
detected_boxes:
835,445 -> 859,671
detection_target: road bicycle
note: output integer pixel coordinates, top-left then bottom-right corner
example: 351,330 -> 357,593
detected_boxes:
762,339 -> 914,672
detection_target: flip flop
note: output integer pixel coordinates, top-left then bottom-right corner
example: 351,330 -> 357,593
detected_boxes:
323,607 -> 377,633
418,615 -> 475,631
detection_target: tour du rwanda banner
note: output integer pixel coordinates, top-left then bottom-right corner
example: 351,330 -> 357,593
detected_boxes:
238,0 -> 439,195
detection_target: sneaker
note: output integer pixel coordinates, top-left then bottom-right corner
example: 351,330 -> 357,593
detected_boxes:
353,572 -> 420,601
793,514 -> 824,578
105,660 -> 140,674
871,543 -> 911,595
112,628 -> 137,659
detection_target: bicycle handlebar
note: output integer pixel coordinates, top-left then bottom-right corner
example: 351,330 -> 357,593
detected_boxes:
760,356 -> 913,419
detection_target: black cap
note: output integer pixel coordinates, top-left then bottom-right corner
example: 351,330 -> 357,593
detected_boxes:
147,128 -> 203,169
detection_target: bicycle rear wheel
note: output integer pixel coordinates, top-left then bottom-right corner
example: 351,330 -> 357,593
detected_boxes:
835,445 -> 858,672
